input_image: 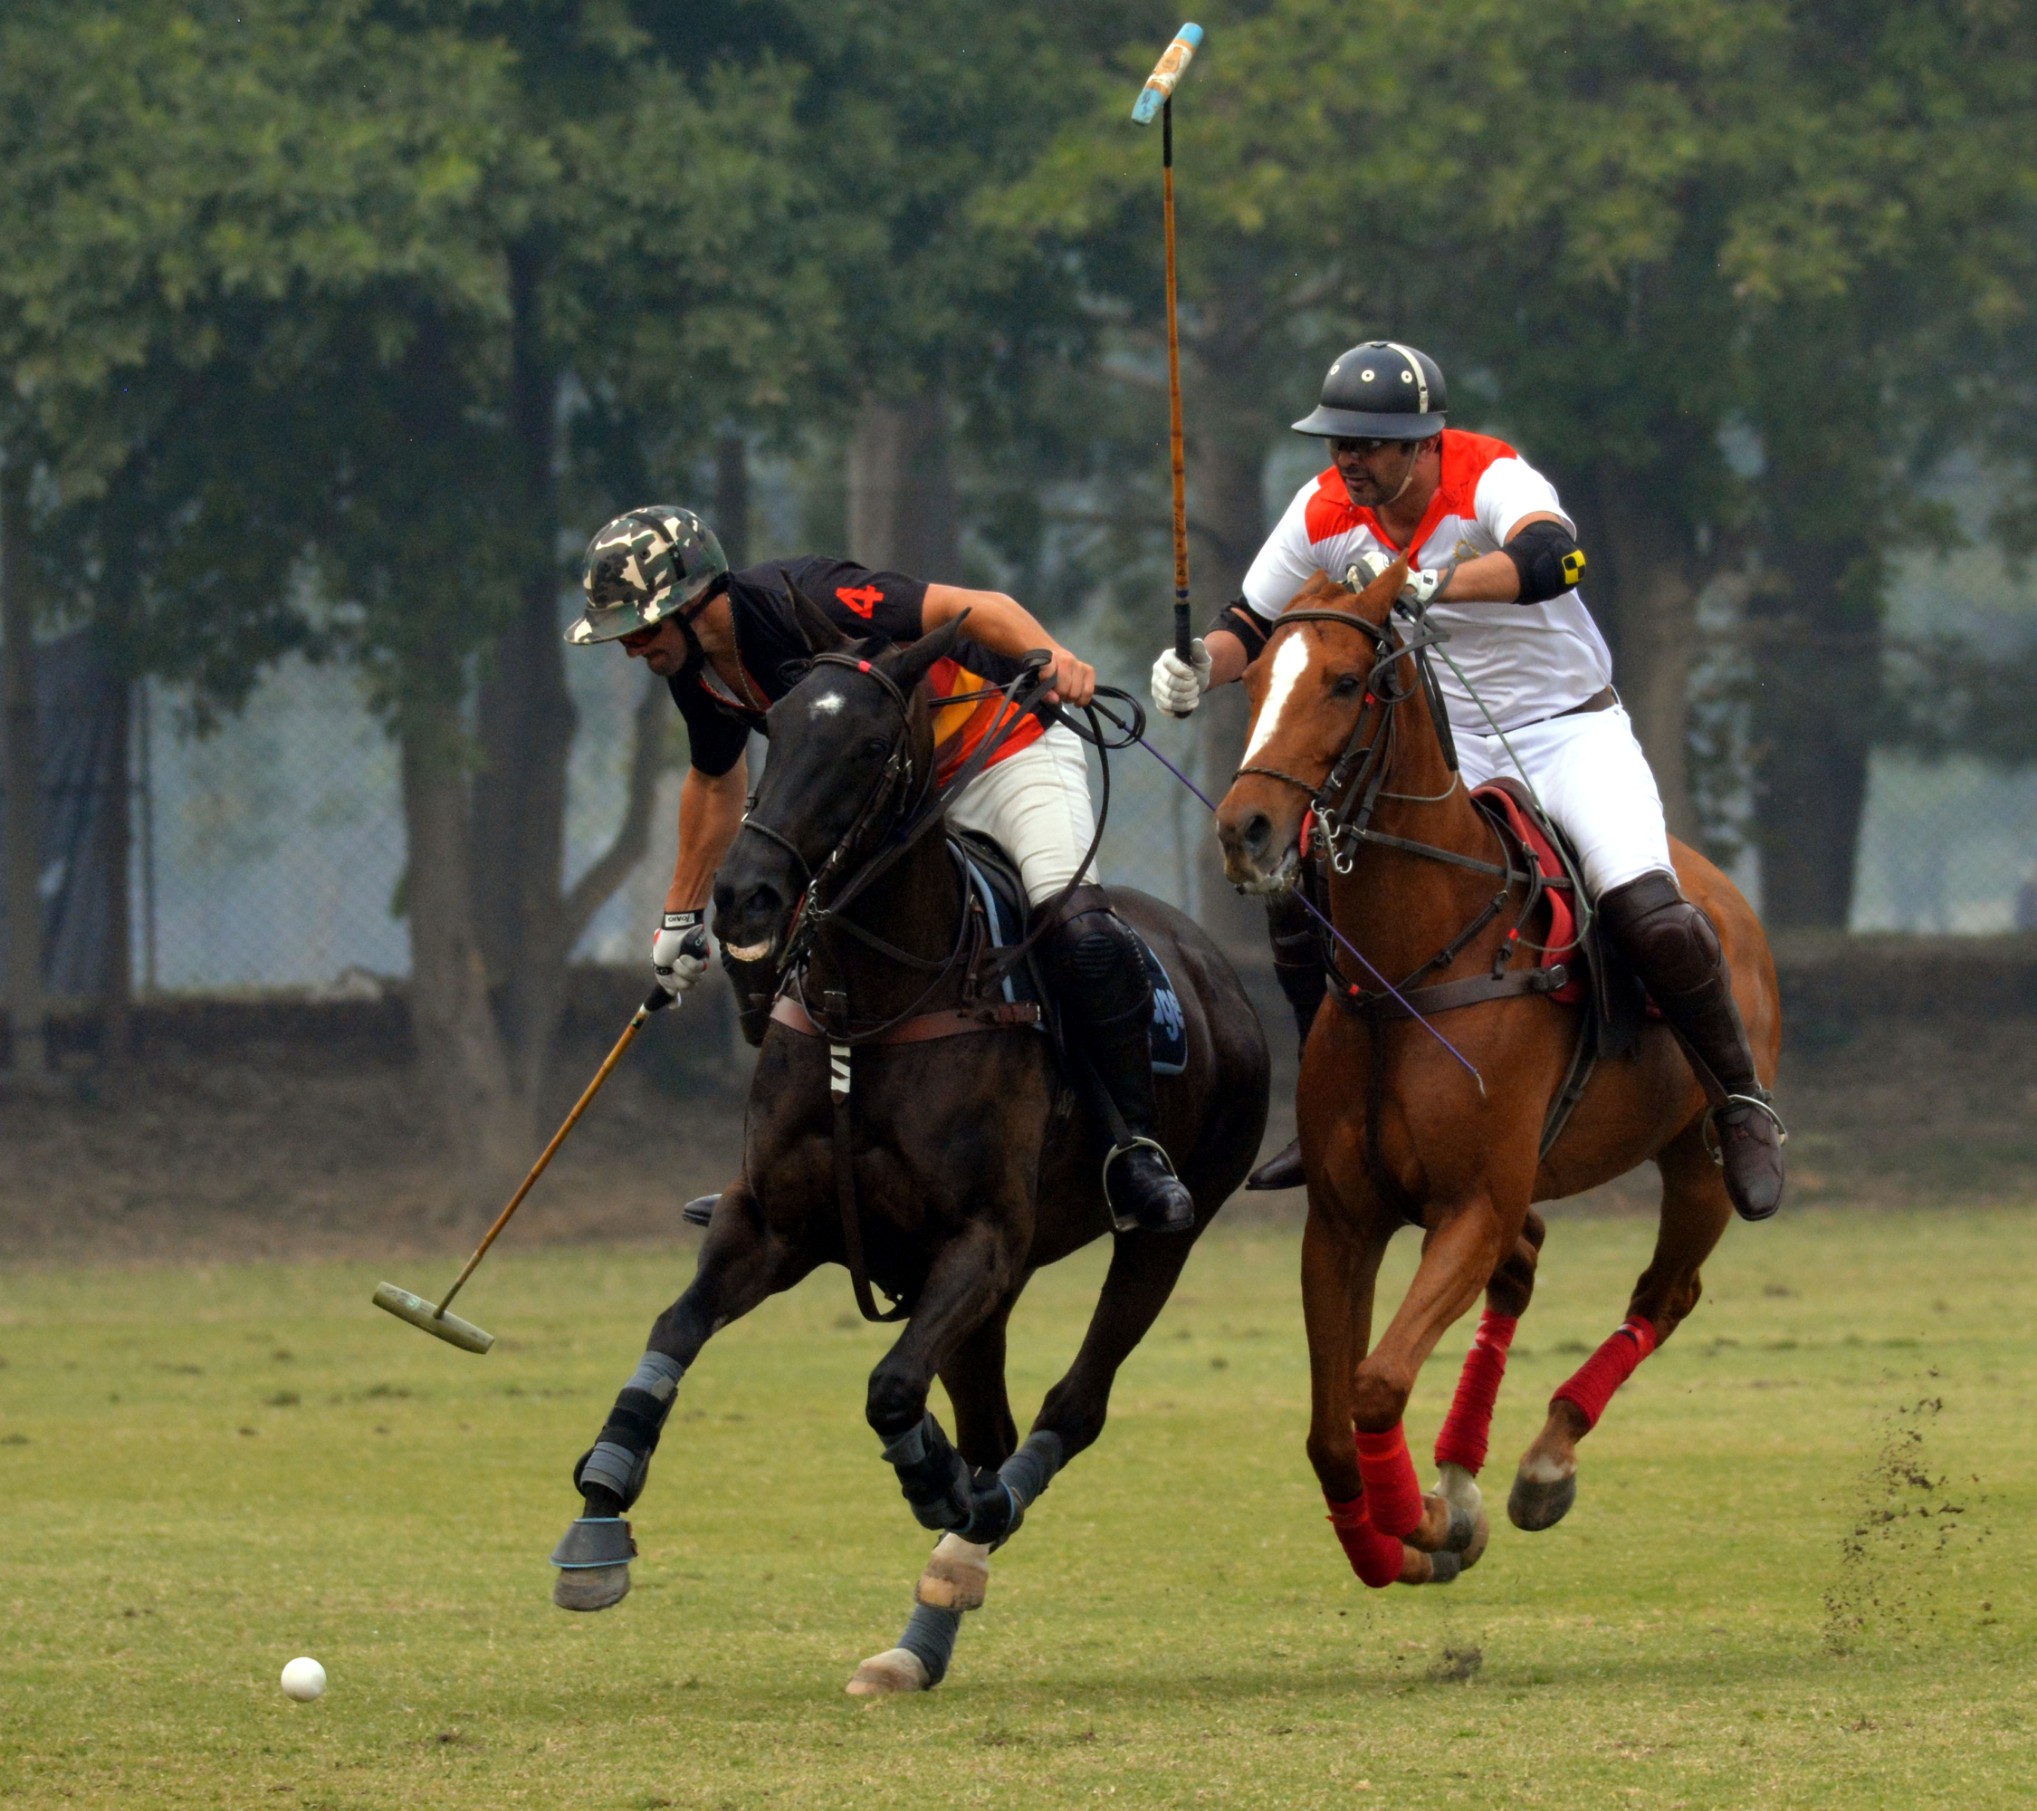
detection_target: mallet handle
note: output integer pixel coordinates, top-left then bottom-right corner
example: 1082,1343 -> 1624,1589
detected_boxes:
1163,98 -> 1191,667
435,988 -> 674,1317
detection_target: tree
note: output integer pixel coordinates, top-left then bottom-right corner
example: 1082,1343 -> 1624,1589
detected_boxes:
0,0 -> 833,1193
1011,0 -> 2037,929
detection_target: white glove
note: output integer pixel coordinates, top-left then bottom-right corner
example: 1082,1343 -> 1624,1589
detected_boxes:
1150,638 -> 1213,717
1343,551 -> 1392,591
652,911 -> 711,997
1344,553 -> 1444,609
1400,567 -> 1445,608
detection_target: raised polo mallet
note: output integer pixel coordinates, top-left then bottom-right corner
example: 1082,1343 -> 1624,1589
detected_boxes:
1132,22 -> 1204,701
372,987 -> 676,1353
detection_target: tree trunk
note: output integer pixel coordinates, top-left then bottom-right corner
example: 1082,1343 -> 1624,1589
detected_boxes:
100,677 -> 134,1069
1747,542 -> 1878,929
846,395 -> 957,575
1181,317 -> 1275,955
1,462 -> 48,1080
400,701 -> 529,1210
1576,464 -> 1702,843
715,430 -> 750,568
469,241 -> 578,1099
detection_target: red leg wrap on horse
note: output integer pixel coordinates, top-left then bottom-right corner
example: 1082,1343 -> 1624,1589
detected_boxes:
1551,1316 -> 1660,1430
1353,1424 -> 1424,1539
1434,1310 -> 1519,1475
1325,1492 -> 1403,1589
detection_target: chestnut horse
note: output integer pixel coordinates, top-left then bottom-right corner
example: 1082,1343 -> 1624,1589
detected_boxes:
1213,566 -> 1781,1588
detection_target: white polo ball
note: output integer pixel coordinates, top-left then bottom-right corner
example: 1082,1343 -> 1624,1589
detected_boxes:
279,1656 -> 327,1701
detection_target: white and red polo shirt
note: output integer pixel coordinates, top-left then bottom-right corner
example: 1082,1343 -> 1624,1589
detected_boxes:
1241,428 -> 1612,734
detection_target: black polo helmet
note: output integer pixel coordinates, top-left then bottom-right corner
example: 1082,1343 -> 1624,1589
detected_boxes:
1292,341 -> 1448,440
567,506 -> 728,646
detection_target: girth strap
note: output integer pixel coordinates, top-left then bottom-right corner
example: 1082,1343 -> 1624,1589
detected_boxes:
1330,962 -> 1573,1023
769,995 -> 1042,1043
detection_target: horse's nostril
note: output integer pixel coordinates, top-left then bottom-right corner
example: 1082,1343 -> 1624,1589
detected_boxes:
1241,812 -> 1273,859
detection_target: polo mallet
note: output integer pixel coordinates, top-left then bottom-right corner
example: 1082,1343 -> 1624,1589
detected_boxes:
1132,22 -> 1204,703
372,987 -> 676,1353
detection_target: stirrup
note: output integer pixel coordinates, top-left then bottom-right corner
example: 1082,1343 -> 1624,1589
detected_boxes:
1101,1135 -> 1179,1234
1702,1093 -> 1788,1167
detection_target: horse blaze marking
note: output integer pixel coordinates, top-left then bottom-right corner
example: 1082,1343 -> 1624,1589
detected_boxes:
837,584 -> 884,618
1243,631 -> 1313,764
811,691 -> 845,718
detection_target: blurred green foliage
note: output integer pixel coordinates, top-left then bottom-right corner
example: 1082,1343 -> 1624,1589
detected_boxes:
0,0 -> 2030,934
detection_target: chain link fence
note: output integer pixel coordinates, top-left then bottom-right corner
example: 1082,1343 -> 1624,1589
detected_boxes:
113,636 -> 2034,1001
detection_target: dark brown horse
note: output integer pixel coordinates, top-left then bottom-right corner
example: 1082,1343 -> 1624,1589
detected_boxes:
1213,566 -> 1781,1588
547,604 -> 1268,1693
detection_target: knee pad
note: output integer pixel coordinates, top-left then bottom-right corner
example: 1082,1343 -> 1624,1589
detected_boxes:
1603,872 -> 1721,996
1042,903 -> 1150,1027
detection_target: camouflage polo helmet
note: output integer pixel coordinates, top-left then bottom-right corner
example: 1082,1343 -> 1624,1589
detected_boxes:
567,506 -> 728,646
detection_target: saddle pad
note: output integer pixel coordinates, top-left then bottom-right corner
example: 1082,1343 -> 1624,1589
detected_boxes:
955,841 -> 1188,1076
1470,783 -> 1585,1006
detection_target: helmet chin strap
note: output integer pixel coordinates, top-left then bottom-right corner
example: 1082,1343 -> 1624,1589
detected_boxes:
1379,437 -> 1431,509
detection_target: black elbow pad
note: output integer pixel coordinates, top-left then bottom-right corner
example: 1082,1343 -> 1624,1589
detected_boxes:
1206,599 -> 1271,662
1506,521 -> 1587,605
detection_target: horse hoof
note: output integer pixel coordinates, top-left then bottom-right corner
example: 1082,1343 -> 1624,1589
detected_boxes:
846,1647 -> 932,1699
915,1534 -> 991,1612
1508,1467 -> 1578,1532
1439,1498 -> 1491,1569
552,1564 -> 631,1612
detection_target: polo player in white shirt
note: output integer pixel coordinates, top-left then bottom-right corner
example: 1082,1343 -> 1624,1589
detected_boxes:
1152,340 -> 1785,1221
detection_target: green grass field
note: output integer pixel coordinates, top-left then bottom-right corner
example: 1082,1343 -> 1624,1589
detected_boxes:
3,1207 -> 2033,1809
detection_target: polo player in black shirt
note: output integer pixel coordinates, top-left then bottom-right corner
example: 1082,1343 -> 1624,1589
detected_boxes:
569,505 -> 1196,1233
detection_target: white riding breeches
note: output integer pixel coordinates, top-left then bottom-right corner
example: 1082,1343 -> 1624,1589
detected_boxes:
1451,700 -> 1674,897
943,724 -> 1098,906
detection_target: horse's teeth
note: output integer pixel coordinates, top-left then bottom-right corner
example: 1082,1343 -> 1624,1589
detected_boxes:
725,940 -> 773,962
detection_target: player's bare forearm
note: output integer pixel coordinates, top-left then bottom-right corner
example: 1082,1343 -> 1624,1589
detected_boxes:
1206,629 -> 1250,688
922,584 -> 1055,662
666,755 -> 749,913
1435,514 -> 1568,604
922,583 -> 1095,705
1435,549 -> 1523,603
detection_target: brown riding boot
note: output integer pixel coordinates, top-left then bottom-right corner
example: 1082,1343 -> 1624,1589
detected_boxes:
1247,889 -> 1327,1191
1598,871 -> 1786,1222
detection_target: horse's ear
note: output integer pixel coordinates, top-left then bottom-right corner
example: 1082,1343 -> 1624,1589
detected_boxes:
886,609 -> 970,693
787,579 -> 853,655
1353,557 -> 1407,612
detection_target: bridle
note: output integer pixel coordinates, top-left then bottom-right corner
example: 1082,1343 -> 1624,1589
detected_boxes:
1231,593 -> 1589,1221
1235,601 -> 1492,885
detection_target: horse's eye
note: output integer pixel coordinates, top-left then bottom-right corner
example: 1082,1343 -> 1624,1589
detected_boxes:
1331,672 -> 1364,699
862,737 -> 890,758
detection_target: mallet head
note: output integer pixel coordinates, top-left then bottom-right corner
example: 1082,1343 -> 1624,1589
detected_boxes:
1131,22 -> 1203,124
372,1282 -> 496,1354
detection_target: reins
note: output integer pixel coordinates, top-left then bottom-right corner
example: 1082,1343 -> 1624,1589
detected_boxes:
731,647 -> 1147,1322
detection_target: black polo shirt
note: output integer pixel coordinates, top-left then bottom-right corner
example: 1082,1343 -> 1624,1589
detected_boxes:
671,555 -> 1042,779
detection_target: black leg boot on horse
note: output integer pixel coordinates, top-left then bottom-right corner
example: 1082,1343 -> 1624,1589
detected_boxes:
1246,885 -> 1328,1191
1599,871 -> 1787,1221
1038,886 -> 1196,1235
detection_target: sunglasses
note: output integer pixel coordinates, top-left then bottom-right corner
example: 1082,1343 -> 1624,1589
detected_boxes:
1329,436 -> 1409,457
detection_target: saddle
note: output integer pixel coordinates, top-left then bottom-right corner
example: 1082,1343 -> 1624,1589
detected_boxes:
1467,779 -> 1650,1152
950,832 -> 1189,1076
